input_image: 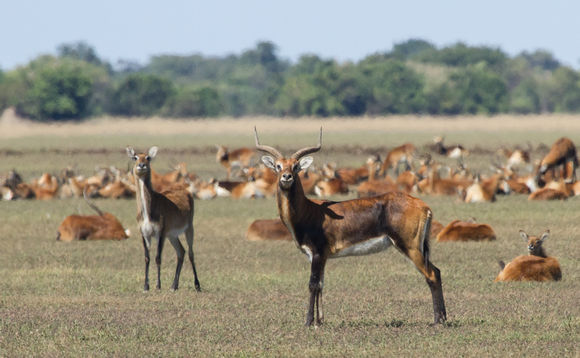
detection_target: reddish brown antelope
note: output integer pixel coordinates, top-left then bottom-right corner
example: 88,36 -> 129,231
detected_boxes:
254,127 -> 447,326
127,146 -> 201,292
495,230 -> 562,282
57,190 -> 130,241
535,137 -> 578,185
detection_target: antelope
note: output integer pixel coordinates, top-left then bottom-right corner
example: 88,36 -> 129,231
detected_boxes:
535,137 -> 578,185
416,168 -> 471,197
528,187 -> 569,201
436,219 -> 496,242
57,190 -> 130,241
314,178 -> 349,197
127,146 -> 201,292
246,218 -> 292,241
464,174 -> 502,203
495,230 -> 562,282
216,145 -> 255,179
357,155 -> 398,197
432,136 -> 468,159
254,127 -> 446,326
378,143 -> 415,177
498,146 -> 530,168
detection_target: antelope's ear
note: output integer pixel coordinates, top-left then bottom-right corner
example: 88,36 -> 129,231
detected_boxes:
126,147 -> 136,160
261,156 -> 276,170
519,230 -> 528,242
298,156 -> 314,171
148,146 -> 158,160
539,230 -> 550,242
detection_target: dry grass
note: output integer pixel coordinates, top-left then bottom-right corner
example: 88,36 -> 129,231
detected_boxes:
1,115 -> 579,357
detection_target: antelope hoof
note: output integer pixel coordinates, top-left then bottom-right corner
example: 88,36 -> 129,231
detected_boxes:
433,312 -> 447,324
195,284 -> 201,292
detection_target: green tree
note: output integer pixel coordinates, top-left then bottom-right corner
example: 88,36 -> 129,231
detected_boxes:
359,60 -> 426,114
109,74 -> 175,116
426,65 -> 508,114
13,57 -> 106,120
509,78 -> 541,114
544,67 -> 580,112
163,86 -> 222,117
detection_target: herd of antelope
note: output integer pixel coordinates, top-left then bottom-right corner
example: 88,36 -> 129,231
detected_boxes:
1,131 -> 573,326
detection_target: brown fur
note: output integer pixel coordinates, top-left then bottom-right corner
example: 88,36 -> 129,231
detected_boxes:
128,146 -> 200,292
379,143 -> 415,176
464,174 -> 500,203
436,220 -> 496,242
57,213 -> 129,241
254,127 -> 446,326
536,137 -> 578,184
216,145 -> 255,179
528,188 -> 568,201
246,219 -> 291,241
314,178 -> 349,197
495,230 -> 562,282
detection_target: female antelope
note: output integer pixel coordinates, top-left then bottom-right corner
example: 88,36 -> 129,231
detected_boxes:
127,146 -> 201,292
495,230 -> 562,282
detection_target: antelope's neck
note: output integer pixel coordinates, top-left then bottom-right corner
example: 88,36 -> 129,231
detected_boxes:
136,175 -> 153,221
277,179 -> 312,229
531,248 -> 548,258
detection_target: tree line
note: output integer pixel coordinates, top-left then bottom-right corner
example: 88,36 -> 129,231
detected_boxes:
1,39 -> 579,121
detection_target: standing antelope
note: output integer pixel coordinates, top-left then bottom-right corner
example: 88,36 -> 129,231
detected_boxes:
127,146 -> 201,292
535,137 -> 578,185
378,143 -> 415,177
254,128 -> 446,326
495,230 -> 562,282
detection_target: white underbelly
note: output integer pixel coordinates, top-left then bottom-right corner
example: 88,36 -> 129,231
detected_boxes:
330,235 -> 393,258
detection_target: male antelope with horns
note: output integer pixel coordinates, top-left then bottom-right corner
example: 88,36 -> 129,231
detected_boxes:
127,146 -> 201,292
254,128 -> 447,326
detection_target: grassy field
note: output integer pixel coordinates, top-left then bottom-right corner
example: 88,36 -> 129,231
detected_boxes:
1,115 -> 579,357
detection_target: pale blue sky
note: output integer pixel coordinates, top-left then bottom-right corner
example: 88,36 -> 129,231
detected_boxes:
1,0 -> 579,70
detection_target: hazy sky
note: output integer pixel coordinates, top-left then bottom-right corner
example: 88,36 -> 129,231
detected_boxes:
2,0 -> 579,70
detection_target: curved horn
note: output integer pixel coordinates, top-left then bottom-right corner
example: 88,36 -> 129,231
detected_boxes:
83,187 -> 104,216
291,127 -> 323,159
254,127 -> 283,159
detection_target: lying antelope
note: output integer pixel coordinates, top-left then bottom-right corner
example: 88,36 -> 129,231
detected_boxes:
216,145 -> 255,179
56,190 -> 130,241
495,230 -> 562,282
535,137 -> 578,185
127,146 -> 201,292
432,136 -> 468,159
246,218 -> 292,241
254,127 -> 446,326
436,219 -> 496,242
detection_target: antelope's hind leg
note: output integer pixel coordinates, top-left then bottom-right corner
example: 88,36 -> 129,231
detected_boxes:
168,235 -> 185,291
185,225 -> 201,292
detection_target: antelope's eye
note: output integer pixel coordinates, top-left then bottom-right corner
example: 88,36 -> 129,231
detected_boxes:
132,156 -> 138,161
145,156 -> 151,161
276,164 -> 282,171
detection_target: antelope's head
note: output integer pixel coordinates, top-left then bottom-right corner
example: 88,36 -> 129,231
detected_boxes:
519,229 -> 549,257
254,127 -> 322,190
126,146 -> 158,179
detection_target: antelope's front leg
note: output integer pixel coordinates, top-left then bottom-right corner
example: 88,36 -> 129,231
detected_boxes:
306,253 -> 326,327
